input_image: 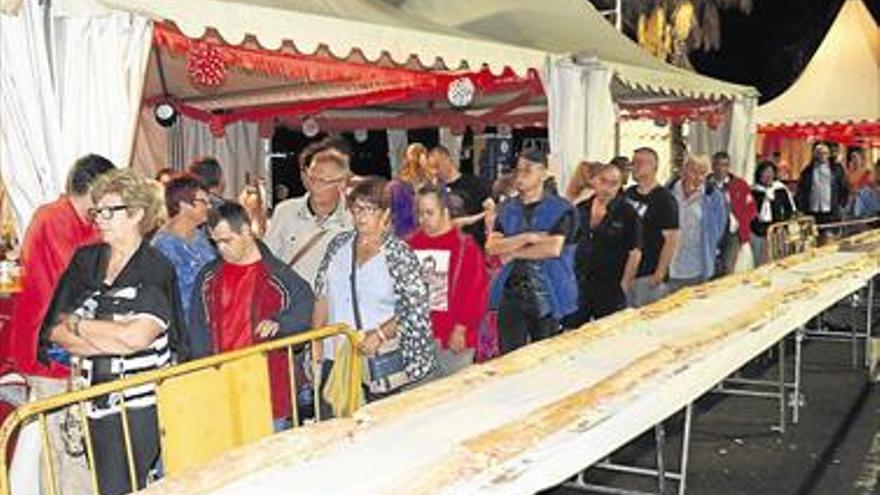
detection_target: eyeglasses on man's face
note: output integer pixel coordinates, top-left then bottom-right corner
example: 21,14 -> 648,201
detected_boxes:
88,205 -> 128,221
190,197 -> 210,207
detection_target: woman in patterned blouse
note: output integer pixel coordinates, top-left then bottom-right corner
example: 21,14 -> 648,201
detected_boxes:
314,177 -> 435,402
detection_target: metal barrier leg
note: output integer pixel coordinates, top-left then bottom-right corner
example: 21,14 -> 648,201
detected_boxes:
564,406 -> 692,495
654,424 -> 666,494
852,292 -> 860,368
866,279 -> 875,369
677,404 -> 693,495
287,347 -> 299,428
38,413 -> 59,495
792,328 -> 804,425
774,339 -> 786,434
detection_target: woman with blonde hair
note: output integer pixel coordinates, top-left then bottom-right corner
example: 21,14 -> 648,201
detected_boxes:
39,168 -> 183,494
238,182 -> 268,237
390,143 -> 437,237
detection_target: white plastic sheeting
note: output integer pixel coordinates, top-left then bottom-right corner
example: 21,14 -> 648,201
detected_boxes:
0,0 -> 151,231
546,59 -> 616,187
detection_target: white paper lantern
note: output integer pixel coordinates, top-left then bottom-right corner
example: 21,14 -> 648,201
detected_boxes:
447,77 -> 476,108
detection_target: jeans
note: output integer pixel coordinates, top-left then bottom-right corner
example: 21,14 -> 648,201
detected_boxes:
626,276 -> 670,308
434,343 -> 475,378
718,231 -> 741,277
751,235 -> 767,266
667,276 -> 703,293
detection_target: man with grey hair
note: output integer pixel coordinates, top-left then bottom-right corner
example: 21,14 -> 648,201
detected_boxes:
667,154 -> 728,291
795,142 -> 849,225
265,140 -> 352,288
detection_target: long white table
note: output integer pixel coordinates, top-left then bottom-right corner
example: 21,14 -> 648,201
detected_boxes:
144,246 -> 879,495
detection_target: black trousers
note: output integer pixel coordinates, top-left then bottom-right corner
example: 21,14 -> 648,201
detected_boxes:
566,281 -> 627,329
497,293 -> 560,354
88,405 -> 160,495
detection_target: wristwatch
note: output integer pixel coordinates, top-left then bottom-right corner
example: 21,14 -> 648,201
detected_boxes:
67,313 -> 82,337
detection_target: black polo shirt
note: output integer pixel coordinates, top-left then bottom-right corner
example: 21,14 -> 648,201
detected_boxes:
624,184 -> 678,277
574,196 -> 642,287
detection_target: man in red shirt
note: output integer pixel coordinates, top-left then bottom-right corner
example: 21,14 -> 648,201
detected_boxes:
2,154 -> 115,377
188,202 -> 313,430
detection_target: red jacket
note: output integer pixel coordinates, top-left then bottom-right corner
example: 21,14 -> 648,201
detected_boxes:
3,197 -> 100,377
189,242 -> 314,420
408,228 -> 488,349
726,175 -> 757,243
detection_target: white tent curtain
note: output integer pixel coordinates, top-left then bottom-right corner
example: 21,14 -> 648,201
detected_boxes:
0,0 -> 151,233
386,129 -> 408,176
546,58 -> 616,190
0,0 -> 63,233
131,106 -> 172,177
687,96 -> 757,181
173,116 -> 267,200
727,96 -> 758,182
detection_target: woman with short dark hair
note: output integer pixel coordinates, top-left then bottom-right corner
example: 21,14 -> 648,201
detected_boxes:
750,161 -> 796,265
313,177 -> 435,409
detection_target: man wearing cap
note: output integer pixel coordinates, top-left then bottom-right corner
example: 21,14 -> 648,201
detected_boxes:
486,149 -> 578,354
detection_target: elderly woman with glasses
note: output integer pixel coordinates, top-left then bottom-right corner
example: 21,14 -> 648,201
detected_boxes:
38,168 -> 183,494
313,177 -> 435,409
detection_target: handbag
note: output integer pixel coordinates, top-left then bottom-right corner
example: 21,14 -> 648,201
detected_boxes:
61,358 -> 86,457
350,237 -> 409,395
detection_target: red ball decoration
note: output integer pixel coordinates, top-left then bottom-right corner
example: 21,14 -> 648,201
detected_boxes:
187,43 -> 226,88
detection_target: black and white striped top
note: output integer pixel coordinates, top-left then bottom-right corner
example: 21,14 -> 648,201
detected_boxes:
39,241 -> 185,419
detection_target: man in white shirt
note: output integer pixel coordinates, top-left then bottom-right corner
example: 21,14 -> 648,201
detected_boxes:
265,142 -> 352,289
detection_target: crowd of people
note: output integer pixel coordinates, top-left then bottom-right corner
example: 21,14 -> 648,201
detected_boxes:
1,137 -> 878,494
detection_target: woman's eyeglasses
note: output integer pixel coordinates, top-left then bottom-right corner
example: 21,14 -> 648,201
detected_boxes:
349,202 -> 380,217
88,205 -> 128,220
191,198 -> 210,207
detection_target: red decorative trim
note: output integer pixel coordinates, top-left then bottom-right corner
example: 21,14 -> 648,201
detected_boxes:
619,101 -> 728,127
151,22 -> 546,137
758,121 -> 880,145
271,111 -> 547,134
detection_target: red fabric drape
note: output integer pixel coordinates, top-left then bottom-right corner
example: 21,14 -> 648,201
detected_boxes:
758,121 -> 880,146
151,22 -> 544,137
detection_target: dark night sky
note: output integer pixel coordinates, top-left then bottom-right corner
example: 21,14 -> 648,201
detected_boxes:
688,0 -> 880,103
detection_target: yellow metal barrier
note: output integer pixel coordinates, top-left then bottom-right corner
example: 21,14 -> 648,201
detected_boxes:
0,324 -> 360,495
766,216 -> 818,262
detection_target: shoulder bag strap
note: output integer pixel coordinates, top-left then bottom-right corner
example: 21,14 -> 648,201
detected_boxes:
349,235 -> 363,330
287,229 -> 329,267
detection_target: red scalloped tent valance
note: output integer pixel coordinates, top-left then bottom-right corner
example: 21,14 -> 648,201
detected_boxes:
758,121 -> 880,146
151,23 -> 544,137
618,101 -> 729,127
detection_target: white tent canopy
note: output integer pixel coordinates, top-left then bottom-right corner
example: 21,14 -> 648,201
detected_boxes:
4,0 -> 760,229
397,0 -> 759,180
398,0 -> 756,101
756,0 -> 879,126
56,0 -> 551,76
